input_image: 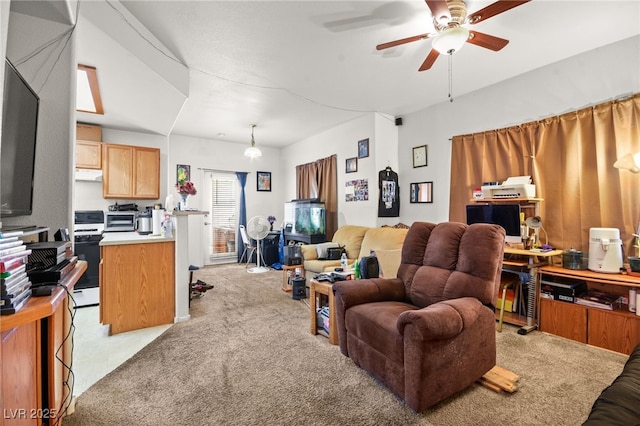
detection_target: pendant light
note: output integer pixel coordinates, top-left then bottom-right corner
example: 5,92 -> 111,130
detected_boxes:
244,124 -> 262,158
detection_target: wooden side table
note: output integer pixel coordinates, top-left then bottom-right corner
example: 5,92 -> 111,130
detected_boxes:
282,264 -> 304,292
309,279 -> 338,345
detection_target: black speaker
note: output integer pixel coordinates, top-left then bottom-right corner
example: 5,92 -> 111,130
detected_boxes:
395,117 -> 403,126
292,276 -> 306,300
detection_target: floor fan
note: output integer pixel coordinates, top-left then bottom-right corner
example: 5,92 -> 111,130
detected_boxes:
246,216 -> 271,273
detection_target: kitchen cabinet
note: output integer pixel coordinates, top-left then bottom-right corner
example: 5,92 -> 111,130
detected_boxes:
538,266 -> 640,355
76,140 -> 102,169
102,143 -> 160,199
99,237 -> 175,334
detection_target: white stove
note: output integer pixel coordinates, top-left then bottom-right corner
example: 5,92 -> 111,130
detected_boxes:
73,210 -> 104,307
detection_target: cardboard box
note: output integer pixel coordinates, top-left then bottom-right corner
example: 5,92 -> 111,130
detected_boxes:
540,276 -> 587,303
77,123 -> 102,141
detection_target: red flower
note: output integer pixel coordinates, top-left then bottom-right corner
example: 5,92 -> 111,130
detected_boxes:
176,180 -> 197,195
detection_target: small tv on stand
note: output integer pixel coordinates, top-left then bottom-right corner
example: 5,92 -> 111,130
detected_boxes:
466,204 -> 522,244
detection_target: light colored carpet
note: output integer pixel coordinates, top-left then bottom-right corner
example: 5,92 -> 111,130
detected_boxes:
64,264 -> 627,425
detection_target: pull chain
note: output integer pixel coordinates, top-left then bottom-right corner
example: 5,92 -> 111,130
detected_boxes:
447,50 -> 454,102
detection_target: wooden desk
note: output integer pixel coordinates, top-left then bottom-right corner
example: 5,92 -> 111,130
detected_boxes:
0,260 -> 87,426
502,247 -> 563,335
309,279 -> 338,345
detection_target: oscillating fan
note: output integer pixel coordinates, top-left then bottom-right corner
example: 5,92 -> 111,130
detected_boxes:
246,216 -> 271,273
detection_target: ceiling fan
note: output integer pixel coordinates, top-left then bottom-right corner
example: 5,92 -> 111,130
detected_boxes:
376,0 -> 531,71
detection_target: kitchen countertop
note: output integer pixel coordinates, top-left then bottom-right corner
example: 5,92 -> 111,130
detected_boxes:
100,231 -> 175,246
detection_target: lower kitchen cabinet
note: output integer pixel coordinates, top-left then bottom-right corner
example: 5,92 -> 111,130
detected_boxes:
100,240 -> 175,334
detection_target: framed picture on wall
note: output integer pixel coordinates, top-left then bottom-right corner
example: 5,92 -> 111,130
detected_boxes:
346,157 -> 358,173
410,181 -> 433,203
412,145 -> 427,168
177,164 -> 190,183
358,138 -> 369,158
257,171 -> 272,192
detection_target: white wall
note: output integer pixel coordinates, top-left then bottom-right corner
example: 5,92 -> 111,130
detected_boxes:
168,133 -> 283,224
2,8 -> 75,234
281,113 -> 398,228
398,35 -> 640,226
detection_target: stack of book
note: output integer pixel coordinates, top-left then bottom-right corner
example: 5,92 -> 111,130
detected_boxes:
575,290 -> 620,311
0,231 -> 33,315
496,288 -> 521,314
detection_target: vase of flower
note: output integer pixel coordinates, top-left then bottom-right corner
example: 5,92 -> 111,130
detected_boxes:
268,215 -> 276,231
179,193 -> 189,211
175,180 -> 197,211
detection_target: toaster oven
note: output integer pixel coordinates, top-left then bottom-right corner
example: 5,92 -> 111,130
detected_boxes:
104,211 -> 136,232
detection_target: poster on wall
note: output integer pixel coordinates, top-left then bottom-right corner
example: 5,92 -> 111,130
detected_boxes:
345,179 -> 368,202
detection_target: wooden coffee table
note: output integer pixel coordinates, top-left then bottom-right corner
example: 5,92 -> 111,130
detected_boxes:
309,278 -> 338,345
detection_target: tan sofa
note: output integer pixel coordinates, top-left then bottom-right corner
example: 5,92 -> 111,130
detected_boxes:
300,225 -> 408,280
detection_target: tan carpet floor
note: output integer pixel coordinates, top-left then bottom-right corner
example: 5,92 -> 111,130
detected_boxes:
63,264 -> 627,425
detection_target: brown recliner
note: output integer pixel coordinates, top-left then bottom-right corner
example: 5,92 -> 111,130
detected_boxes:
333,221 -> 505,412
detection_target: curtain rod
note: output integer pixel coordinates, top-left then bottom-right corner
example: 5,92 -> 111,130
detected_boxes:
197,168 -> 250,174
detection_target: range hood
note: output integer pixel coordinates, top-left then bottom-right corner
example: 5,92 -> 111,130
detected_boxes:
75,169 -> 103,182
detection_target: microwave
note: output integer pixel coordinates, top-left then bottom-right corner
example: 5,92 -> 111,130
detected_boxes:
105,211 -> 136,232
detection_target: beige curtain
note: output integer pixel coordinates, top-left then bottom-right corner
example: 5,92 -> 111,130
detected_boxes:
450,93 -> 640,255
296,154 -> 338,240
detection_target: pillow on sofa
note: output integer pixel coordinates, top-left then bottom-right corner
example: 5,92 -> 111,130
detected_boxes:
372,249 -> 402,278
316,242 -> 340,259
332,225 -> 369,259
358,227 -> 408,259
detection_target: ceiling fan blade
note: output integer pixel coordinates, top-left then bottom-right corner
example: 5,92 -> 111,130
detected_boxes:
425,0 -> 450,22
467,0 -> 531,25
418,49 -> 440,71
467,31 -> 509,51
376,33 -> 432,50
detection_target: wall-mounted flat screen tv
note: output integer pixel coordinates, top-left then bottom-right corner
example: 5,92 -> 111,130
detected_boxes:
1,58 -> 39,217
466,204 -> 521,244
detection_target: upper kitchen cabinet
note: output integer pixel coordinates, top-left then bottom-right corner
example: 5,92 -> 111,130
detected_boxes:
76,123 -> 103,169
102,143 -> 160,199
76,140 -> 102,169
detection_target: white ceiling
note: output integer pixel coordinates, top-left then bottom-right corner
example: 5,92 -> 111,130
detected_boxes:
74,0 -> 640,148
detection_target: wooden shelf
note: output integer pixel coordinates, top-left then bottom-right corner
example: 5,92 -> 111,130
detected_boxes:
538,266 -> 640,355
539,265 -> 640,288
470,197 -> 543,203
496,310 -> 527,327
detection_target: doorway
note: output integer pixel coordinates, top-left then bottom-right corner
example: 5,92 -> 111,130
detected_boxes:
202,170 -> 238,265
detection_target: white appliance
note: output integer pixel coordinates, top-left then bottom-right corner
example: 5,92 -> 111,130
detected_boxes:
588,228 -> 624,273
481,176 -> 536,199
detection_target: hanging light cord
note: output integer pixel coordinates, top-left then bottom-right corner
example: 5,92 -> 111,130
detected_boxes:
447,50 -> 454,102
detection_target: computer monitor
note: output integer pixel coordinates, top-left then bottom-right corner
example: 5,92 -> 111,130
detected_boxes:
466,204 -> 522,244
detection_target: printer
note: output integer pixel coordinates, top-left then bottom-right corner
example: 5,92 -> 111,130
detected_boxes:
481,176 -> 536,199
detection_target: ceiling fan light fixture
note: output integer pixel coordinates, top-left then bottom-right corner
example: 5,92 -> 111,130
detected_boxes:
244,124 -> 262,158
432,26 -> 469,55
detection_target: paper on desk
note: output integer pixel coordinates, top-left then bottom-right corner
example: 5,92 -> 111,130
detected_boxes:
502,176 -> 532,185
